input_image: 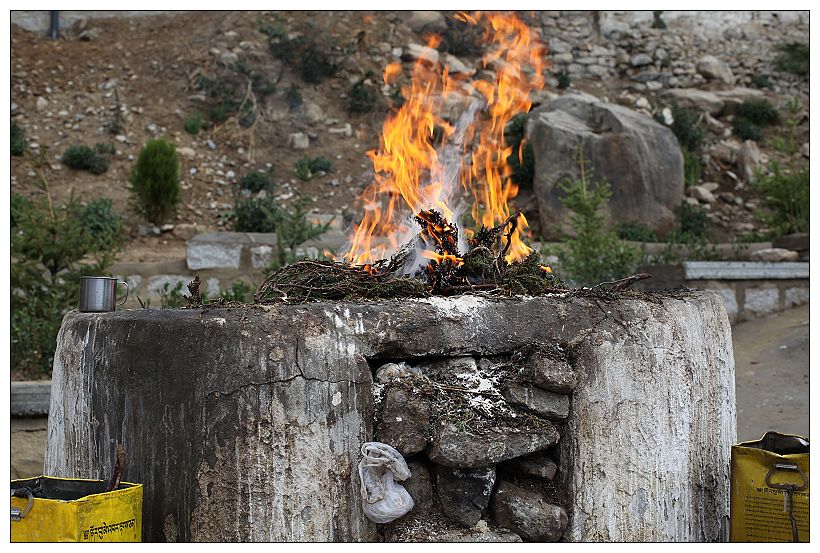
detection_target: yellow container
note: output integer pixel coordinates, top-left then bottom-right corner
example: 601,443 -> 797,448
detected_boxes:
11,476 -> 143,542
730,432 -> 810,542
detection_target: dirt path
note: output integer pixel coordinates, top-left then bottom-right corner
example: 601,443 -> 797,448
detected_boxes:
732,304 -> 810,442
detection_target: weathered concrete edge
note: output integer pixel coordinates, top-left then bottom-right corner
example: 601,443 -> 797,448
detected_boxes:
10,381 -> 51,416
684,261 -> 810,280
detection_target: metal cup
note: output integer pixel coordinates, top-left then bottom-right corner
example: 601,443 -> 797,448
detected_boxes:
79,276 -> 129,313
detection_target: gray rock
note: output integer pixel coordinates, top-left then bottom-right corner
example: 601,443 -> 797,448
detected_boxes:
749,248 -> 800,262
744,286 -> 779,316
404,462 -> 434,512
428,420 -> 559,468
630,53 -> 653,67
528,93 -> 683,239
250,245 -> 274,269
691,185 -> 716,203
491,481 -> 568,542
662,88 -> 724,115
178,146 -> 196,158
186,232 -> 244,270
287,132 -> 310,150
35,96 -> 48,111
501,383 -> 570,419
737,140 -> 762,184
420,356 -> 477,381
403,43 -> 439,65
138,224 -> 161,236
701,181 -> 720,193
435,465 -> 496,527
443,54 -> 472,75
406,11 -> 447,33
375,385 -> 431,456
504,452 -> 558,480
801,142 -> 809,158
220,51 -> 239,64
696,55 -> 735,86
523,345 -> 576,393
301,102 -> 325,125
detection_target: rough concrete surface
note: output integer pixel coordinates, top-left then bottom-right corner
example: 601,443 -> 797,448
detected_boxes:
45,291 -> 734,542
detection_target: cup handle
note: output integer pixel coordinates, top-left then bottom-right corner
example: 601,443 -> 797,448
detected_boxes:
117,281 -> 129,307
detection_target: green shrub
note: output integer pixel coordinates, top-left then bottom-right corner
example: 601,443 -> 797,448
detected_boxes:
219,280 -> 253,303
79,198 -> 123,251
736,99 -> 779,127
129,138 -> 180,225
268,30 -> 337,84
732,117 -> 762,141
504,113 -> 535,189
682,148 -> 702,188
616,221 -> 658,242
667,103 -> 704,151
195,67 -> 264,126
349,79 -> 378,114
295,156 -> 332,181
771,96 -> 804,155
285,83 -> 303,109
299,44 -> 337,83
557,73 -> 571,90
264,195 -> 332,270
234,196 -> 282,233
774,42 -> 809,76
158,281 -> 187,308
555,150 -> 639,287
94,142 -> 117,155
11,121 -> 27,156
184,112 -> 204,135
753,161 -> 809,236
62,144 -> 110,174
674,202 -> 708,240
11,178 -> 123,377
651,11 -> 667,29
751,74 -> 774,90
238,170 -> 273,193
232,194 -> 330,268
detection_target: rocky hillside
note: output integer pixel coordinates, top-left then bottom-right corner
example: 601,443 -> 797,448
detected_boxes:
10,10 -> 810,263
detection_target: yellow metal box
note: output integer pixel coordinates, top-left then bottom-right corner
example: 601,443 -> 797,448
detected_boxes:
730,432 -> 809,542
11,476 -> 142,542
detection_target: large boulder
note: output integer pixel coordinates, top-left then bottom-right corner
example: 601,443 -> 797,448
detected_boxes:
528,93 -> 684,239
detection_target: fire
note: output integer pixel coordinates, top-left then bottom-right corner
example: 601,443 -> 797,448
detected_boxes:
345,12 -> 547,268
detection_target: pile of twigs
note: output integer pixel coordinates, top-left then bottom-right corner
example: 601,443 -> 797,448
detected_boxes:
254,260 -> 428,303
254,210 -> 564,304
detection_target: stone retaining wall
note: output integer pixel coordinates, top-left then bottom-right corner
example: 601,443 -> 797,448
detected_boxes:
636,261 -> 810,323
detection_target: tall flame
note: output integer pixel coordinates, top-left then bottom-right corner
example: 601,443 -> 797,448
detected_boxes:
345,12 -> 547,266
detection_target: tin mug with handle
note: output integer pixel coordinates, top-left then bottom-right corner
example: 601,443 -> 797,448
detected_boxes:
79,276 -> 129,313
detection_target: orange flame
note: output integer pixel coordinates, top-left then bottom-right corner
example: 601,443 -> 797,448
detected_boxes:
345,12 -> 547,266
